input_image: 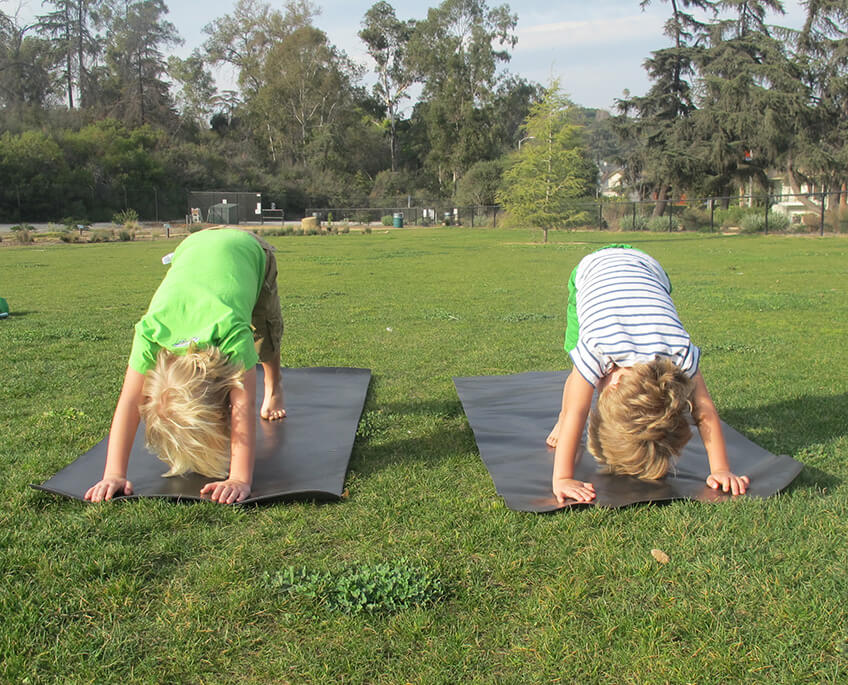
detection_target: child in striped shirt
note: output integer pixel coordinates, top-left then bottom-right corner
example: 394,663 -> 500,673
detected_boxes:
546,245 -> 749,504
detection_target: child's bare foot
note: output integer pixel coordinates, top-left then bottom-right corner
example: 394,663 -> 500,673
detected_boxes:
261,390 -> 286,420
546,419 -> 560,447
260,362 -> 286,420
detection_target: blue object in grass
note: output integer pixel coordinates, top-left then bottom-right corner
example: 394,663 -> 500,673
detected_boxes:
0,296 -> 8,319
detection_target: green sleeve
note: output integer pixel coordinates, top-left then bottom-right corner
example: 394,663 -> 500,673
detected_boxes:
564,263 -> 580,353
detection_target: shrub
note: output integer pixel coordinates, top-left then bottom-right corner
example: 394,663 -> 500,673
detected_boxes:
646,215 -> 681,232
59,231 -> 81,243
112,208 -> 139,227
618,214 -> 648,231
340,223 -> 350,234
680,206 -> 713,231
739,211 -> 790,234
10,224 -> 35,244
381,214 -> 394,226
363,226 -> 372,234
88,229 -> 115,243
118,229 -> 135,242
61,217 -> 91,231
713,205 -> 752,230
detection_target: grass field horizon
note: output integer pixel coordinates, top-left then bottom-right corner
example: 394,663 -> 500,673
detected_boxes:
1,228 -> 846,683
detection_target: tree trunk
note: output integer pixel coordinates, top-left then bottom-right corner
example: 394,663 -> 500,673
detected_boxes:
653,185 -> 668,217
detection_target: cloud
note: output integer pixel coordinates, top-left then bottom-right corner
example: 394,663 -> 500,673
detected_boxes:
515,14 -> 665,52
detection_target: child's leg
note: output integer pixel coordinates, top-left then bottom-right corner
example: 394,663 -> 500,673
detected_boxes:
251,235 -> 286,420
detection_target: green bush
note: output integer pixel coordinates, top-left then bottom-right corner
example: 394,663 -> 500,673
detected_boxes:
618,214 -> 648,231
88,229 -> 115,243
381,214 -> 393,226
10,224 -> 35,244
59,232 -> 81,243
681,206 -> 713,231
363,226 -> 372,234
646,215 -> 682,232
262,560 -> 444,615
739,211 -> 791,234
112,208 -> 139,227
118,229 -> 135,242
713,205 -> 753,229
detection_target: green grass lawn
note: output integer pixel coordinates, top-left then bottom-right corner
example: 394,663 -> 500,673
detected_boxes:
1,228 -> 846,683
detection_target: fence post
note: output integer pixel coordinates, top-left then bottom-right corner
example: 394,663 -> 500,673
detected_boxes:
493,206 -> 497,228
668,204 -> 673,232
154,187 -> 159,223
820,192 -> 826,236
632,202 -> 636,230
710,198 -> 715,232
471,206 -> 475,228
764,193 -> 769,235
598,202 -> 603,229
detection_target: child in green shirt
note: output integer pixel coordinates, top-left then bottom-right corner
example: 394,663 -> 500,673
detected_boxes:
85,228 -> 285,504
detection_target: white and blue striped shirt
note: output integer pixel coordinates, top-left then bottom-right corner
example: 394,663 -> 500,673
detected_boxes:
569,248 -> 700,386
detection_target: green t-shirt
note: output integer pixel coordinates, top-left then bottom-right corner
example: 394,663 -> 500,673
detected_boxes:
129,229 -> 266,374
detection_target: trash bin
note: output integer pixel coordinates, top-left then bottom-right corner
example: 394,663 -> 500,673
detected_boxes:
443,212 -> 452,226
0,297 -> 9,319
393,212 -> 404,228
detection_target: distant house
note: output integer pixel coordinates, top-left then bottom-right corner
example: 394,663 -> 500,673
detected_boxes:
768,172 -> 832,222
599,164 -> 627,198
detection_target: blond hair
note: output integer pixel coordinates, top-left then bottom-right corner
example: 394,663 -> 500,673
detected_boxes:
587,358 -> 695,479
140,346 -> 244,478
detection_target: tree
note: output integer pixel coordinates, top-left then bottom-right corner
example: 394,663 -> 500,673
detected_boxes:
101,0 -> 182,127
0,11 -> 58,115
792,0 -> 848,203
203,0 -> 317,95
615,0 -> 715,212
167,51 -> 215,128
691,0 -> 805,198
497,80 -> 597,242
408,0 -> 517,194
359,1 -> 416,172
36,0 -> 105,109
248,26 -> 363,168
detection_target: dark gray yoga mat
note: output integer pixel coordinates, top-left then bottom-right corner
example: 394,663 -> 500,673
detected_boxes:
454,370 -> 803,512
34,367 -> 371,504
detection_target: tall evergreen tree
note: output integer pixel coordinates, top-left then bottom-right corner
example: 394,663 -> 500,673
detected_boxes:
691,0 -> 805,197
498,79 -> 597,242
792,0 -> 848,201
101,0 -> 181,127
36,0 -> 104,109
616,0 -> 715,211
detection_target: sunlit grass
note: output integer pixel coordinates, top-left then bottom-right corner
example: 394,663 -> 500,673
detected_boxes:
1,228 -> 846,682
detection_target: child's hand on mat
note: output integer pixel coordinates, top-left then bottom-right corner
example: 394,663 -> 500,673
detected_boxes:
84,476 -> 133,502
200,479 -> 251,504
553,477 -> 596,504
706,470 -> 750,495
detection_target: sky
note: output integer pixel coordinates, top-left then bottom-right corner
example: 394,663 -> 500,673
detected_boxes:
9,0 -> 807,111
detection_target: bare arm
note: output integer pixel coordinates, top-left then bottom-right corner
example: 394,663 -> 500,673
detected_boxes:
552,371 -> 596,504
691,371 -> 749,495
200,366 -> 256,504
84,366 -> 146,501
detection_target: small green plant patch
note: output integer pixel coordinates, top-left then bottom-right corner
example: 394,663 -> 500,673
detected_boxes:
262,560 -> 445,615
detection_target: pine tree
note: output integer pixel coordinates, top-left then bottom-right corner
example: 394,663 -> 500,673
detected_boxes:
497,80 -> 597,242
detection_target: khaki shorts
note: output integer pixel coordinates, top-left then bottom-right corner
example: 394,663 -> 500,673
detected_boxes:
249,233 -> 284,363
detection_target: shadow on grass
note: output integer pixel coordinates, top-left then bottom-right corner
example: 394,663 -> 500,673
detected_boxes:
722,392 -> 847,492
350,394 -> 474,477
